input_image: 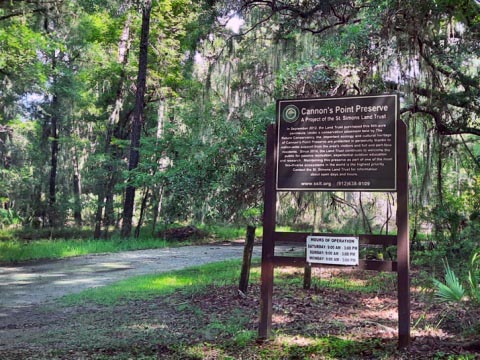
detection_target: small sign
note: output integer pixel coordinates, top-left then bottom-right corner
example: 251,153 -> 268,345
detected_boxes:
306,236 -> 359,266
276,94 -> 398,191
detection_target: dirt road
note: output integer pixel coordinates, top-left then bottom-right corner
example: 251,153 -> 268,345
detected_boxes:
0,243 -> 299,318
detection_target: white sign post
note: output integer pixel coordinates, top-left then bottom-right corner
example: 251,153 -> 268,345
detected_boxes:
306,236 -> 359,266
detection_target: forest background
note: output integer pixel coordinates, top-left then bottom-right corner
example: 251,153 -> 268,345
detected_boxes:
0,0 -> 479,269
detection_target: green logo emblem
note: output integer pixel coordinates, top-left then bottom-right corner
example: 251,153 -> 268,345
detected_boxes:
283,104 -> 300,123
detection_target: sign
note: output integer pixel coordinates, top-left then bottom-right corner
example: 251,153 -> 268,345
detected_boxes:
276,95 -> 397,191
306,236 -> 359,266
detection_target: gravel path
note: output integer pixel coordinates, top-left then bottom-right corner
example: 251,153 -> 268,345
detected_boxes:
0,244 -> 255,313
0,243 -> 298,318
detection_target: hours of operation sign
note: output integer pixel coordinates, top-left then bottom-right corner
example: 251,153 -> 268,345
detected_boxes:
277,95 -> 398,191
307,236 -> 359,266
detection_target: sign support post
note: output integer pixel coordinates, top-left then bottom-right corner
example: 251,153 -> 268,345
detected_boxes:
397,118 -> 410,348
258,124 -> 277,340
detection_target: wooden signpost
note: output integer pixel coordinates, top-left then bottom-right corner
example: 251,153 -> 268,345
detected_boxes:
258,94 -> 410,348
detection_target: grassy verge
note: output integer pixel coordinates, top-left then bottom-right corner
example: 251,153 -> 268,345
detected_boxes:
60,258 -> 393,307
0,224 -> 263,264
0,237 -> 169,264
0,224 -> 308,264
3,260 -> 479,359
61,259 -> 259,305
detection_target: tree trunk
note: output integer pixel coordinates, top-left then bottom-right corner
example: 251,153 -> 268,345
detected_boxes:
437,135 -> 444,207
359,192 -> 372,234
103,190 -> 115,235
93,200 -> 104,239
434,133 -> 444,240
134,188 -> 149,238
150,98 -> 167,235
121,0 -> 152,238
93,14 -> 132,238
48,94 -> 59,228
151,185 -> 163,236
72,151 -> 82,226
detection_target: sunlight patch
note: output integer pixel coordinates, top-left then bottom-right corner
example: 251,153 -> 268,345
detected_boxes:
275,334 -> 317,346
146,276 -> 193,291
185,344 -> 226,359
272,313 -> 294,325
126,323 -> 168,331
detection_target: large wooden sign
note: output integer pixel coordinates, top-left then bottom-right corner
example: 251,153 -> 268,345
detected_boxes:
260,93 -> 410,349
277,95 -> 397,191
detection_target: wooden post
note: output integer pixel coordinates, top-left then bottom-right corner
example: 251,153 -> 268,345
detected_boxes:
303,248 -> 312,289
303,263 -> 312,290
258,124 -> 277,341
239,225 -> 256,294
397,119 -> 411,348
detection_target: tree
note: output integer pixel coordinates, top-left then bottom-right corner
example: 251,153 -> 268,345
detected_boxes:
93,11 -> 133,239
238,0 -> 480,135
1,0 -> 478,248
121,0 -> 152,238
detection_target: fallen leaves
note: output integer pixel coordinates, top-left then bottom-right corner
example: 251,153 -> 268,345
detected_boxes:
1,269 -> 479,359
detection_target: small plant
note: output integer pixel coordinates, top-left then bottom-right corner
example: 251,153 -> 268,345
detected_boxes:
432,260 -> 465,303
467,252 -> 480,304
0,207 -> 22,228
433,252 -> 480,305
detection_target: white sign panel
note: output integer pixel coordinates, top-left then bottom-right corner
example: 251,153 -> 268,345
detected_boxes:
307,236 -> 359,266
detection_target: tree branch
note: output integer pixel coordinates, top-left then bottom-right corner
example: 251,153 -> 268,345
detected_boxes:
301,18 -> 361,34
401,105 -> 480,136
0,6 -> 52,21
459,134 -> 480,169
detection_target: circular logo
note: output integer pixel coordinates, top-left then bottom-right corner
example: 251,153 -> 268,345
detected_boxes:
282,104 -> 300,123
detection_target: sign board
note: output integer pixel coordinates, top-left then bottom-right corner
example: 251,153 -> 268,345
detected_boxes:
260,105 -> 410,348
277,94 -> 397,191
306,236 -> 359,266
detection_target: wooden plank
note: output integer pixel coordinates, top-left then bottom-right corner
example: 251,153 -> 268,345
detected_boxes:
274,232 -> 397,246
273,256 -> 397,272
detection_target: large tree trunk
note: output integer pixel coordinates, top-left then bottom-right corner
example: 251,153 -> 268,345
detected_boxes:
93,13 -> 132,238
121,0 -> 152,238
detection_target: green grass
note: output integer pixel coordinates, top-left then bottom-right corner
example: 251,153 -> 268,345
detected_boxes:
0,223 -> 316,264
181,337 -> 380,360
198,223 -> 267,239
198,224 -> 248,240
274,268 -> 396,293
271,335 -> 383,359
61,259 -> 261,305
60,258 -> 392,307
0,237 -> 169,264
0,223 -> 271,264
0,226 -> 93,241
